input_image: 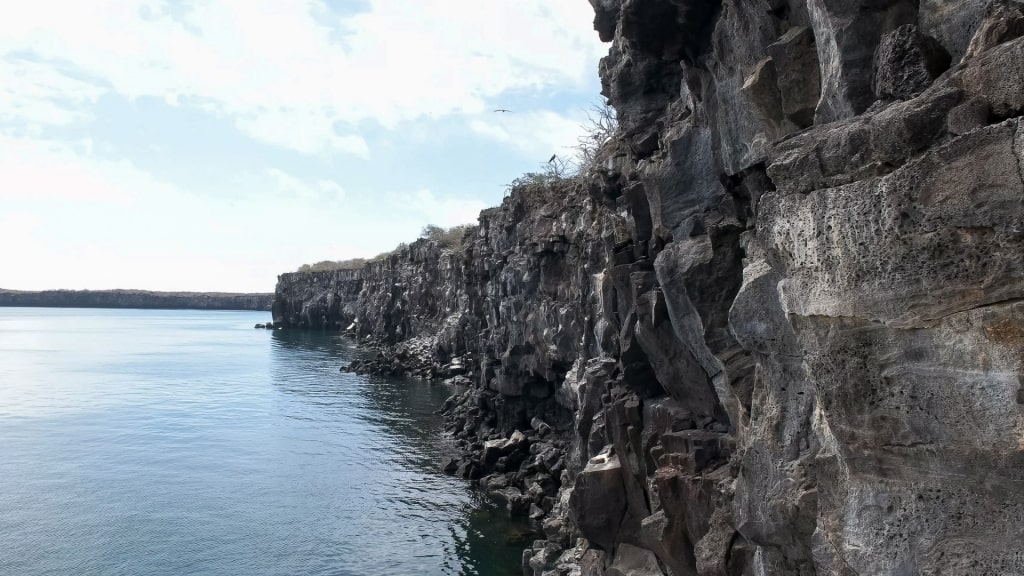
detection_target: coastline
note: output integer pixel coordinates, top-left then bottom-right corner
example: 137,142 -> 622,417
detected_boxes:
0,288 -> 273,311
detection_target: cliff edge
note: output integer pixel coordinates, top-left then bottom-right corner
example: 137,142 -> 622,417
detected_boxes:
274,1 -> 1024,574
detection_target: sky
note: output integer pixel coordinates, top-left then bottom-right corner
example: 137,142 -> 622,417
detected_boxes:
0,0 -> 608,293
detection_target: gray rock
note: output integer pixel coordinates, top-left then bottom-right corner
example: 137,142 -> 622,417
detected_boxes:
873,24 -> 951,100
946,96 -> 990,134
606,544 -> 665,576
768,25 -> 821,127
963,0 -> 1024,60
569,449 -> 627,552
919,0 -> 991,63
271,1 -> 1024,573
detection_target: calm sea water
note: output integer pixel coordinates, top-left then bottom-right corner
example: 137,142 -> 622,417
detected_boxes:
0,308 -> 528,576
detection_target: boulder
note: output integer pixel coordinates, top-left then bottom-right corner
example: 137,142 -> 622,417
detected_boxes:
606,544 -> 665,576
873,24 -> 951,100
569,448 -> 627,552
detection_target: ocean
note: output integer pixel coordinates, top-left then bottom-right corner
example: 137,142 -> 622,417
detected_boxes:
0,307 -> 528,576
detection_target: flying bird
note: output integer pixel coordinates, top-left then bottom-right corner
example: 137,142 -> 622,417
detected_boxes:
494,108 -> 511,113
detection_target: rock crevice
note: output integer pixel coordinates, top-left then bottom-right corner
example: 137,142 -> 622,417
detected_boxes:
273,1 -> 1024,573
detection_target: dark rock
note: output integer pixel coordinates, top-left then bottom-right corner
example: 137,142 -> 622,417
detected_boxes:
607,544 -> 665,576
873,24 -> 952,101
272,1 -> 1024,574
768,25 -> 821,128
441,456 -> 459,475
569,449 -> 627,552
964,0 -> 1024,59
947,96 -> 990,135
959,36 -> 1024,118
590,0 -> 621,42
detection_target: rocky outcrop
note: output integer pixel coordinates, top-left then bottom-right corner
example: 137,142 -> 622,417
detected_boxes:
274,1 -> 1024,574
0,288 -> 272,311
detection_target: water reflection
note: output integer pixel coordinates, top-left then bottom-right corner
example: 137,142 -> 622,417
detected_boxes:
269,328 -> 530,576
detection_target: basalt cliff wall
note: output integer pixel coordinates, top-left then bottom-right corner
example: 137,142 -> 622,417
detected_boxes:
273,1 -> 1024,574
0,289 -> 273,311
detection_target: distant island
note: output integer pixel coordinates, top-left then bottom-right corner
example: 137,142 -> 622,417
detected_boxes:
0,289 -> 273,311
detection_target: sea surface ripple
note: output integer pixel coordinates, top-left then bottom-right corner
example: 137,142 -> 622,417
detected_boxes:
0,308 -> 525,576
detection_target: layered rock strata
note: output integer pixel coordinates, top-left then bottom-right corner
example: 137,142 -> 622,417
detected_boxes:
273,1 -> 1024,574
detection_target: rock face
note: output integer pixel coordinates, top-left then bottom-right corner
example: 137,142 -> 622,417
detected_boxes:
0,289 -> 273,311
273,1 -> 1024,574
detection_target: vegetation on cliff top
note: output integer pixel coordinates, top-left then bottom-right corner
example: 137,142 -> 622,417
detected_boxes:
295,102 -> 616,275
295,224 -> 475,273
506,101 -> 617,191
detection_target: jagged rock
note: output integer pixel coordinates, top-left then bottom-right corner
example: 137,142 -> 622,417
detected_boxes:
807,0 -> 918,123
959,36 -> 1024,118
946,96 -> 990,134
482,430 -> 529,466
589,0 -> 621,42
768,25 -> 821,128
569,449 -> 627,552
919,0 -> 991,63
873,24 -> 951,101
964,0 -> 1024,59
272,0 -> 1024,573
530,416 -> 554,436
441,456 -> 459,475
579,549 -> 607,576
641,510 -> 695,576
606,544 -> 665,576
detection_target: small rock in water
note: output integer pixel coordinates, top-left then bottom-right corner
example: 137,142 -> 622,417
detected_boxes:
441,456 -> 459,475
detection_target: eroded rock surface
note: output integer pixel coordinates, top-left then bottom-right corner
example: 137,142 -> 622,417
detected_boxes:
273,1 -> 1024,573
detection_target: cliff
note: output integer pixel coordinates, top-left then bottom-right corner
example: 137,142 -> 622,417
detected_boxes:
273,1 -> 1024,574
0,289 -> 273,311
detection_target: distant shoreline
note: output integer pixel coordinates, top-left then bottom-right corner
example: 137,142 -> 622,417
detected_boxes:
0,289 -> 273,312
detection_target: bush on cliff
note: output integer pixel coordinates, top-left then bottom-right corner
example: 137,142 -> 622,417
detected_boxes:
295,226 -> 472,274
506,100 -> 617,192
294,104 -> 614,275
574,100 -> 617,169
296,258 -> 367,273
420,224 -> 474,249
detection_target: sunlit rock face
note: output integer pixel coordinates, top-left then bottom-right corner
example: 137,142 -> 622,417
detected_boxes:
274,1 -> 1024,573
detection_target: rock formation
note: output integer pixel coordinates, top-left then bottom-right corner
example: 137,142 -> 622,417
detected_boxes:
0,288 -> 273,311
273,1 -> 1024,574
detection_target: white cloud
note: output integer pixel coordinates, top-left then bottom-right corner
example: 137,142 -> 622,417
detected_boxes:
0,1 -> 609,291
0,58 -> 107,131
265,167 -> 345,204
236,109 -> 369,158
0,135 -> 428,292
0,0 -> 605,156
0,134 -> 149,203
0,136 -> 287,291
396,189 -> 488,228
469,109 -> 590,160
